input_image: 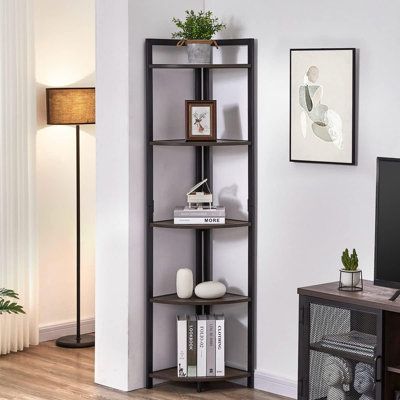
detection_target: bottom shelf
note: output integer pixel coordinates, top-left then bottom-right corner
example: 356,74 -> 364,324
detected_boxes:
149,366 -> 250,382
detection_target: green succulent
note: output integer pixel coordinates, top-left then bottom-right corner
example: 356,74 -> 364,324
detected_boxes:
0,288 -> 25,315
341,248 -> 359,271
172,10 -> 226,40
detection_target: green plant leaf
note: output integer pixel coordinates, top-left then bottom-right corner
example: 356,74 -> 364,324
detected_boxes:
0,288 -> 19,299
171,10 -> 226,40
0,298 -> 25,315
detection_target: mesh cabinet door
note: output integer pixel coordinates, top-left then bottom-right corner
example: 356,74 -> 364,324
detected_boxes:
299,297 -> 383,400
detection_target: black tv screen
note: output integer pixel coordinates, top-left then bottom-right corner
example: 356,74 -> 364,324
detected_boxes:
375,157 -> 400,288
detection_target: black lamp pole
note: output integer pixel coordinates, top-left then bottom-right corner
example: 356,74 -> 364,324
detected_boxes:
55,125 -> 94,348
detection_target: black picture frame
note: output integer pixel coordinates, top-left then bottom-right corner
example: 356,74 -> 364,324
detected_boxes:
289,48 -> 356,165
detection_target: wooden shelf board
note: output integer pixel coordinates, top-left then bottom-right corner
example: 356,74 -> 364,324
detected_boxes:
150,292 -> 250,305
149,366 -> 250,382
149,63 -> 251,69
150,219 -> 250,229
310,342 -> 374,364
150,139 -> 251,147
298,280 -> 400,313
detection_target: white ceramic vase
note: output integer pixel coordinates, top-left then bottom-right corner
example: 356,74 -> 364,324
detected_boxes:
176,268 -> 193,299
340,269 -> 361,287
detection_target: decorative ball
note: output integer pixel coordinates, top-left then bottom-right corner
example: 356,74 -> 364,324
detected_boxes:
194,281 -> 226,299
354,363 -> 375,395
322,356 -> 353,386
176,268 -> 193,299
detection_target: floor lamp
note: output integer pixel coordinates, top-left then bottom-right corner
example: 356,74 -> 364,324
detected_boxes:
46,87 -> 95,348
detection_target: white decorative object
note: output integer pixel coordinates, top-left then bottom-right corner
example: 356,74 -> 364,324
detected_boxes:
176,268 -> 193,299
194,281 -> 226,299
187,178 -> 213,208
340,269 -> 362,287
322,356 -> 353,400
354,363 -> 375,400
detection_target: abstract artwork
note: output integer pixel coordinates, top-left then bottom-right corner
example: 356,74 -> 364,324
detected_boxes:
290,48 -> 355,164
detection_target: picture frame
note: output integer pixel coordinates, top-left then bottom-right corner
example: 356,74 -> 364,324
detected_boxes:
185,100 -> 217,141
290,48 -> 356,165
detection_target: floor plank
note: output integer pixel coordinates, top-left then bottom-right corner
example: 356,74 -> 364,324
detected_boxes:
0,341 -> 288,400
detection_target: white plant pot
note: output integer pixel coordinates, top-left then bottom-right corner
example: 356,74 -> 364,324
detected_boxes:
176,268 -> 193,299
340,269 -> 361,287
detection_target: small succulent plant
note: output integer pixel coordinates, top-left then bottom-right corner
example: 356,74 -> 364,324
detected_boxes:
341,248 -> 359,271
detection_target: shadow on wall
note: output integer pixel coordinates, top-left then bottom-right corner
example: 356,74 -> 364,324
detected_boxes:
219,184 -> 248,220
221,104 -> 242,140
36,72 -> 96,136
218,16 -> 243,64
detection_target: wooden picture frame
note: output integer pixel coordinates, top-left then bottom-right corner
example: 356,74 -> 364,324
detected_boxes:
185,100 -> 217,141
290,48 -> 356,165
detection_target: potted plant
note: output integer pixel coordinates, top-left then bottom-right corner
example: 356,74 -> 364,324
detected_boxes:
0,288 -> 25,315
339,248 -> 362,290
172,10 -> 226,64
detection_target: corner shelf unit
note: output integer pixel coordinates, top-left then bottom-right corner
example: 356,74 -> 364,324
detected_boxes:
146,38 -> 256,390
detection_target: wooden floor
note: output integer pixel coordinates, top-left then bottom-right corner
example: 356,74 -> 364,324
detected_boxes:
0,341 -> 287,400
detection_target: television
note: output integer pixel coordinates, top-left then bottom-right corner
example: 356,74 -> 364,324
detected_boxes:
375,157 -> 400,289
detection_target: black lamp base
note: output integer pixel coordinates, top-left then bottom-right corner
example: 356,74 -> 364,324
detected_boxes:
56,334 -> 95,348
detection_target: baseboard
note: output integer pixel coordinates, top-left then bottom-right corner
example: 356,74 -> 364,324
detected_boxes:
254,370 -> 297,399
39,318 -> 95,343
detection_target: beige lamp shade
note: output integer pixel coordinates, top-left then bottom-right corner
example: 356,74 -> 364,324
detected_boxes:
46,87 -> 95,125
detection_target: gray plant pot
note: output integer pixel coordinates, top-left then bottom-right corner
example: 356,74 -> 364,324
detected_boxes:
187,42 -> 212,64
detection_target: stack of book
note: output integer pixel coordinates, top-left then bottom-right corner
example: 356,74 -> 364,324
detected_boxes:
177,314 -> 225,378
320,330 -> 376,358
174,206 -> 225,225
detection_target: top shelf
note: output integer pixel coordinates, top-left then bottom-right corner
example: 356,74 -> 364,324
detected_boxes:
149,63 -> 251,69
150,139 -> 250,147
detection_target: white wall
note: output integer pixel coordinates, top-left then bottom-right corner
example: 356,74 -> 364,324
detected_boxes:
95,0 -> 202,391
206,0 -> 400,396
95,0 -> 400,396
34,0 -> 96,330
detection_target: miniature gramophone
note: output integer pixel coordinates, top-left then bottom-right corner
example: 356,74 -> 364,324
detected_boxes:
187,178 -> 213,208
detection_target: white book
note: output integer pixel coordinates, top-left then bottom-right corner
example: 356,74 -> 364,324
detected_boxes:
197,316 -> 207,377
177,315 -> 187,377
174,217 -> 225,225
215,315 -> 225,376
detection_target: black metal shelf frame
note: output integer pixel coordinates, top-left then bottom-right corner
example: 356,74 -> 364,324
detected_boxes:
146,38 -> 256,390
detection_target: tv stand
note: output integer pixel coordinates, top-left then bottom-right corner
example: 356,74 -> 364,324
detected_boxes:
298,280 -> 400,400
389,289 -> 400,302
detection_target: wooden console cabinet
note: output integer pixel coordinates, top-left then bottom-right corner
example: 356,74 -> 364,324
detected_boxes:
298,280 -> 400,400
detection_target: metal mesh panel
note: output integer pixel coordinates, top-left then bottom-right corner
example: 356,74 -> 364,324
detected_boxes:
309,303 -> 377,400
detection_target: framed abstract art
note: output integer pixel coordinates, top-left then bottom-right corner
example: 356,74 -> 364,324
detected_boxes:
290,48 -> 356,165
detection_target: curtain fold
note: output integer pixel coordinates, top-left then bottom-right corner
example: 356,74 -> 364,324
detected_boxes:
0,0 -> 38,355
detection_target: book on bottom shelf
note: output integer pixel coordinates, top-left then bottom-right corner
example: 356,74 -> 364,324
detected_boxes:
206,315 -> 216,376
176,314 -> 225,378
215,314 -> 225,376
197,315 -> 207,377
187,316 -> 197,377
177,315 -> 188,377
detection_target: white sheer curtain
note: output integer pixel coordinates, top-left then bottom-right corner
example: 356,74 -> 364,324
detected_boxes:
0,0 -> 38,354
